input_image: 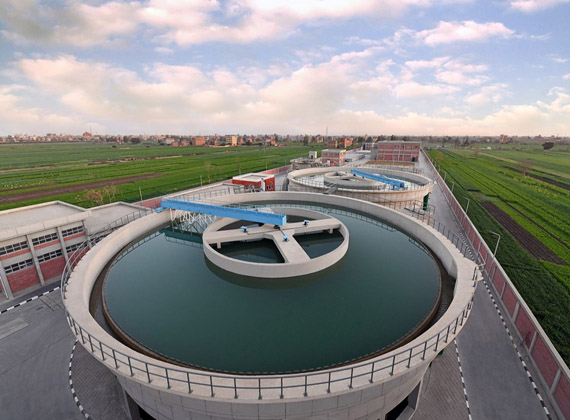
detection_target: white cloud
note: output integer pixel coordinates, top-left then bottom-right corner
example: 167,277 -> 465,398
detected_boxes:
0,85 -> 79,133
416,21 -> 515,46
563,74 -> 570,80
405,57 -> 449,70
5,53 -> 570,136
510,0 -> 570,13
548,55 -> 568,63
0,0 -> 483,48
465,84 -> 509,105
393,81 -> 459,98
0,0 -> 139,47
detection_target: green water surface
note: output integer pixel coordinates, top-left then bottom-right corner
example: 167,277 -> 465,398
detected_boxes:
103,205 -> 441,374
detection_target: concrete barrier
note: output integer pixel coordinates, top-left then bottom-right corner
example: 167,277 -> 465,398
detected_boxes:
423,150 -> 570,420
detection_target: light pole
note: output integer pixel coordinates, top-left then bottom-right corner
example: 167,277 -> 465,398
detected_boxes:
488,230 -> 501,257
464,197 -> 470,214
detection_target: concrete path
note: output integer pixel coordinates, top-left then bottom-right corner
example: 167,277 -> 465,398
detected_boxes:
0,290 -> 84,420
418,152 -> 557,419
413,341 -> 469,420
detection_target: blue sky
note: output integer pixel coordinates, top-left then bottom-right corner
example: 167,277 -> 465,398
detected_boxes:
0,0 -> 568,136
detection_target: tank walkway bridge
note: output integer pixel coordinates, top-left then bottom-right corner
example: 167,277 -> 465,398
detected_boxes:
350,168 -> 406,190
159,190 -> 288,237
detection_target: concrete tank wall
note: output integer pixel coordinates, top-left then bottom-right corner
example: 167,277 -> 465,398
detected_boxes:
64,192 -> 477,420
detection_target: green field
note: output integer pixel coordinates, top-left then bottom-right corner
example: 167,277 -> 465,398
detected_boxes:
427,147 -> 570,363
0,143 -> 326,210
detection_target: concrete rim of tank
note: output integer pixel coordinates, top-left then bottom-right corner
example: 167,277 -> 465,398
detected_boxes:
63,191 -> 478,401
288,166 -> 433,193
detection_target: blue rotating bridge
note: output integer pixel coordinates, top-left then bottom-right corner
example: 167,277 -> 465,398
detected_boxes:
350,169 -> 406,190
159,197 -> 288,226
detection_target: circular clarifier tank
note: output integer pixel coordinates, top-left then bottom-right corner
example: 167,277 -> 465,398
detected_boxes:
100,203 -> 442,375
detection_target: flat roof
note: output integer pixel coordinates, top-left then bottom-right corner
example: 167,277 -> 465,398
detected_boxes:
0,201 -> 89,240
84,202 -> 149,234
232,173 -> 274,182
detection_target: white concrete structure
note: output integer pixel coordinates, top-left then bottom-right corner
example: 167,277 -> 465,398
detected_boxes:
288,167 -> 434,209
63,192 -> 478,420
203,208 -> 349,278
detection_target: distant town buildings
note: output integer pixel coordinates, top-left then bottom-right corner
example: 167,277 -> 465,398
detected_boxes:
0,132 -> 568,147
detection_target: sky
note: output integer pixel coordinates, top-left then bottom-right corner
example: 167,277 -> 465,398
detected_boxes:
0,0 -> 569,136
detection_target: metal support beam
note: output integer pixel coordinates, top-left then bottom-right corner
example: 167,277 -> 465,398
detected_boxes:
350,169 -> 406,190
161,199 -> 287,226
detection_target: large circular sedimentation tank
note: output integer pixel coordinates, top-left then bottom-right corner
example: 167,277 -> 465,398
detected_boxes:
64,191 -> 478,420
101,204 -> 442,374
287,166 -> 434,207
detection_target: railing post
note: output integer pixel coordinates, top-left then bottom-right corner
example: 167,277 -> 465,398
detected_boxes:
88,334 -> 94,353
187,372 -> 193,394
327,372 -> 331,394
258,378 -> 262,400
370,362 -> 375,383
407,348 -> 413,368
349,368 -> 354,389
453,317 -> 459,334
390,356 -> 395,375
445,325 -> 451,343
304,375 -> 308,397
280,377 -> 284,399
128,357 -> 134,376
434,332 -> 441,352
110,349 -> 119,369
166,368 -> 171,389
234,378 -> 238,399
210,376 -> 215,397
145,362 -> 151,383
422,341 -> 428,360
99,341 -> 105,360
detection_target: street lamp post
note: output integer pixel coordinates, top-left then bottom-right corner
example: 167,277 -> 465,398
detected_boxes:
488,230 -> 501,257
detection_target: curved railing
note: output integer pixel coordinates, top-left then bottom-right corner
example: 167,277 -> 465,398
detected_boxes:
289,173 -> 432,193
61,208 -> 151,298
63,296 -> 473,400
60,196 -> 478,400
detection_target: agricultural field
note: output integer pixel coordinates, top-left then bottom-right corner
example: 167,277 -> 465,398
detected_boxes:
0,142 -> 327,210
427,147 -> 570,363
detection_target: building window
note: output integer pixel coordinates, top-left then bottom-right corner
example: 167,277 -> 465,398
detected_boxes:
37,249 -> 63,263
5,259 -> 34,274
0,240 -> 29,256
61,226 -> 84,237
32,233 -> 59,246
65,243 -> 83,254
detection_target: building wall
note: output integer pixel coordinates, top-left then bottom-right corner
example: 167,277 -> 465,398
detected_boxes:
7,266 -> 40,294
40,256 -> 66,281
0,221 -> 86,296
372,142 -> 420,162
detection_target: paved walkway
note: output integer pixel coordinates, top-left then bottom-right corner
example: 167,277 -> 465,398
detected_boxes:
418,152 -> 558,419
0,290 -> 84,420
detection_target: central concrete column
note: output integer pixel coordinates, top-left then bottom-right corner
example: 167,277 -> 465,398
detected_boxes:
56,226 -> 70,265
0,263 -> 13,299
25,234 -> 45,286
